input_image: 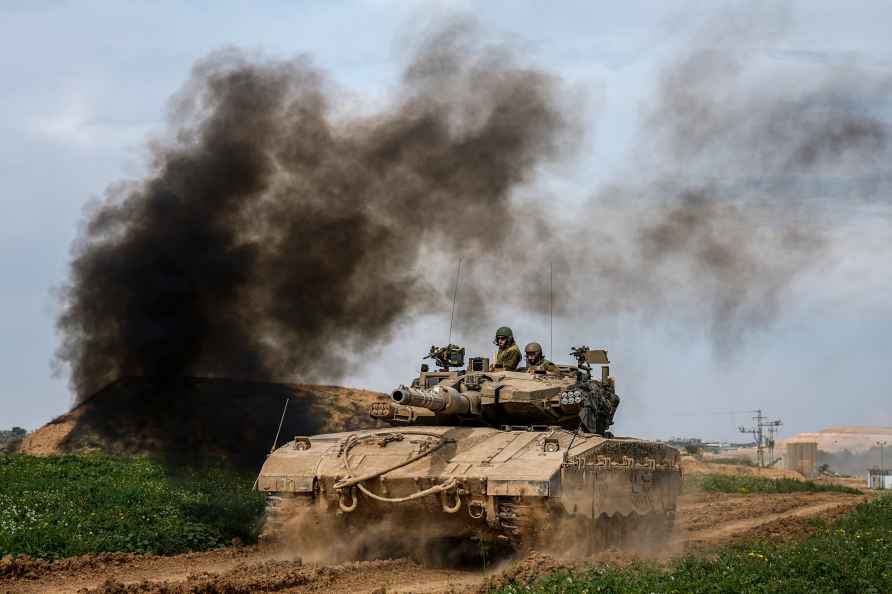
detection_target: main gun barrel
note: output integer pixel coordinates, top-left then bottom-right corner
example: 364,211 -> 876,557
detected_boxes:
391,385 -> 478,415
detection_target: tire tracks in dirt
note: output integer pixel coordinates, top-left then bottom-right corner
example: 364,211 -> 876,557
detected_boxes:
678,492 -> 868,548
0,491 -> 868,594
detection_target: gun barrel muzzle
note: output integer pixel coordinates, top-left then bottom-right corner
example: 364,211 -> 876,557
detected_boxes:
391,385 -> 475,415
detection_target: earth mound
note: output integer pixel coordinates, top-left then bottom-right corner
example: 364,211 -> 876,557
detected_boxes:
19,377 -> 384,468
781,426 -> 892,454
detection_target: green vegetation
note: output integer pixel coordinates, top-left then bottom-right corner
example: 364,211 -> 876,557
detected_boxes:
492,495 -> 892,594
694,473 -> 862,495
704,456 -> 757,467
0,454 -> 265,559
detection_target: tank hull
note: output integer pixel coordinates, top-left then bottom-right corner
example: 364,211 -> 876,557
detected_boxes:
257,426 -> 681,554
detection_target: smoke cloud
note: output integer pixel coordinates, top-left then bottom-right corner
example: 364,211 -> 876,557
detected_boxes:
55,22 -> 575,400
55,15 -> 892,407
575,19 -> 892,342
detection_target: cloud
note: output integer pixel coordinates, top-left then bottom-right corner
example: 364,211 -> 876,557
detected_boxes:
29,84 -> 152,149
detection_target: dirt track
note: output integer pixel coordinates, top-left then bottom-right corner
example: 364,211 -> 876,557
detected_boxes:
1,491 -> 867,594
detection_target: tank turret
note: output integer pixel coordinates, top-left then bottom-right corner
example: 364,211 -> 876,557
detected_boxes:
370,344 -> 619,435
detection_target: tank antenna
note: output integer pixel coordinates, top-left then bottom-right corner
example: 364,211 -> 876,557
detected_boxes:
549,261 -> 553,359
270,396 -> 290,453
252,395 -> 291,490
447,257 -> 463,346
565,422 -> 582,462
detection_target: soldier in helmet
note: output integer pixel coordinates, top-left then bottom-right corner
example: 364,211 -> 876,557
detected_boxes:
523,342 -> 559,373
490,326 -> 521,371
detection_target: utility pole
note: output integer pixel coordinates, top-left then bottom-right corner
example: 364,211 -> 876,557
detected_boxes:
739,410 -> 783,468
764,420 -> 783,465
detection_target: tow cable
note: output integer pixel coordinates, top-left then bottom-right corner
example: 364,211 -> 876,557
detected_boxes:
333,431 -> 460,509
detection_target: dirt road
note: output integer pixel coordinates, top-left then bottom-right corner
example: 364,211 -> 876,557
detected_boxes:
1,491 -> 866,594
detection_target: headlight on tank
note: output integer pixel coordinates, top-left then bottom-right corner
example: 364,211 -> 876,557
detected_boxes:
293,437 -> 311,450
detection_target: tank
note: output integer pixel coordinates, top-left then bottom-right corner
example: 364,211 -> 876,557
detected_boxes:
255,344 -> 682,557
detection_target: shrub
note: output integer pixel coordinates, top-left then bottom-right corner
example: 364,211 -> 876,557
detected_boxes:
705,456 -> 757,467
700,474 -> 862,495
491,495 -> 892,594
0,454 -> 265,559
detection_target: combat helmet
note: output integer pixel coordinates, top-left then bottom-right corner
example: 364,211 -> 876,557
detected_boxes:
494,326 -> 514,345
524,342 -> 543,358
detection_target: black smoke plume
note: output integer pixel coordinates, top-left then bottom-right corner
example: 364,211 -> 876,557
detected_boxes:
55,14 -> 892,459
56,23 -> 574,401
577,17 -> 892,342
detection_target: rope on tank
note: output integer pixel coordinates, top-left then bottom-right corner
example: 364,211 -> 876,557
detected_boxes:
334,431 -> 458,504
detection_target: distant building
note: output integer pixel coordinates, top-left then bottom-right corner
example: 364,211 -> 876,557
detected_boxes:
786,441 -> 817,478
867,468 -> 892,490
782,426 -> 892,455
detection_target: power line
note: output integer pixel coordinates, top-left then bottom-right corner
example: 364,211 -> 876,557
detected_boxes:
738,409 -> 783,467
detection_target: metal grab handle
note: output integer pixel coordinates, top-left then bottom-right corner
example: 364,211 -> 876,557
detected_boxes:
338,487 -> 358,512
467,500 -> 485,519
441,489 -> 462,514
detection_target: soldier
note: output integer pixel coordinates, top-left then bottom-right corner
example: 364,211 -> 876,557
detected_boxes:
491,326 -> 521,371
523,342 -> 559,373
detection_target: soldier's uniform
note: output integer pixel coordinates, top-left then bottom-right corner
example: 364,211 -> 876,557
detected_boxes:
492,326 -> 521,371
527,357 -> 559,374
494,343 -> 521,370
523,342 -> 558,373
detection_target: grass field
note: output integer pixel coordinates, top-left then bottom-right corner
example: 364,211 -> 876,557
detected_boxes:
702,456 -> 757,467
690,473 -> 862,495
492,494 -> 892,594
0,454 -> 265,559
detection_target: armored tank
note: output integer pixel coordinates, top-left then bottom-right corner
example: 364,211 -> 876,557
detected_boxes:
255,344 -> 681,557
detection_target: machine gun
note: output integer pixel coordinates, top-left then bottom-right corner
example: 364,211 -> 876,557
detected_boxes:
570,345 -> 593,382
570,346 -> 611,384
424,344 -> 465,371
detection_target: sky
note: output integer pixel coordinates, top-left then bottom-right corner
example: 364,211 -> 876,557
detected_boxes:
1,0 -> 891,441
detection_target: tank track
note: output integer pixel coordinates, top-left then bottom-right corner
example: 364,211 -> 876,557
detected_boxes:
260,494 -> 317,542
496,497 -> 675,553
496,499 -> 542,542
591,510 -> 675,551
261,493 -> 675,556
259,495 -> 288,541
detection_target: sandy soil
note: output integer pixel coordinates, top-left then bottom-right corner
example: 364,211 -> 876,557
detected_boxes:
1,490 -> 867,594
18,414 -> 83,456
675,490 -> 868,550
